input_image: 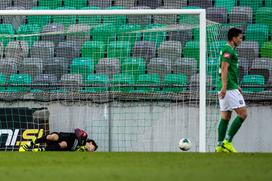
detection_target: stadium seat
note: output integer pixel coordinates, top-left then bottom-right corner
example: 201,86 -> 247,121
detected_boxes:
261,41 -> 272,58
53,7 -> 77,28
172,58 -> 198,81
249,58 -> 272,84
81,41 -> 105,65
137,0 -> 163,9
266,0 -> 272,7
0,74 -> 6,91
245,24 -> 269,47
238,58 -> 252,82
66,24 -> 91,46
4,41 -> 29,61
189,74 -> 214,91
107,41 -> 131,60
17,24 -> 42,47
114,0 -> 135,8
27,6 -> 52,27
241,75 -> 265,92
33,74 -> 58,91
111,73 -> 135,92
193,23 -> 220,43
255,7 -> 272,33
167,25 -> 193,47
83,74 -> 110,92
214,0 -> 236,13
237,41 -> 259,61
0,42 -> 3,59
91,24 -> 117,44
2,6 -> 26,31
136,74 -> 161,92
132,41 -> 156,63
121,57 -> 146,79
30,41 -> 55,59
78,6 -> 102,26
64,0 -> 87,9
116,24 -> 142,49
153,6 -> 178,25
188,0 -> 213,9
19,58 -> 43,78
41,23 -> 65,46
60,74 -> 83,91
183,41 -> 200,62
38,0 -> 62,9
239,0 -> 263,14
207,7 -> 228,23
0,0 -> 12,10
162,74 -> 188,93
179,6 -> 200,25
88,0 -> 112,9
0,58 -> 18,77
163,0 -> 187,8
13,0 -> 37,9
0,24 -> 15,47
55,41 -> 81,62
103,6 -> 127,26
208,41 -> 226,58
70,58 -> 95,80
7,74 -> 32,92
96,58 -> 121,78
128,6 -> 152,26
158,41 -> 182,65
147,58 -> 171,80
229,7 -> 253,24
43,57 -> 69,80
143,24 -> 167,48
207,58 -> 220,85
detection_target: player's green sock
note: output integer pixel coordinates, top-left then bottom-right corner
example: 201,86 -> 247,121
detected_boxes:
218,118 -> 229,146
226,116 -> 244,142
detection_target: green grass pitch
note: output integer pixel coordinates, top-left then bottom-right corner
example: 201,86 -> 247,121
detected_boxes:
0,152 -> 271,181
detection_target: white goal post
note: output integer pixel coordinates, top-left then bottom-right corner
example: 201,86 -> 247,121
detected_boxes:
0,9 -> 207,152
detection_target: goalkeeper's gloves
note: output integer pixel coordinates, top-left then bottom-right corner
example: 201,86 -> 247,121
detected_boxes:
76,146 -> 88,152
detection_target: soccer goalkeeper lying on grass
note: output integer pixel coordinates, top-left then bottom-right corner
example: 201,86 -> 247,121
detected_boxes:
19,128 -> 98,152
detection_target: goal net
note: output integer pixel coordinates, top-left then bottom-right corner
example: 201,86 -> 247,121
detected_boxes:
0,7 -> 271,152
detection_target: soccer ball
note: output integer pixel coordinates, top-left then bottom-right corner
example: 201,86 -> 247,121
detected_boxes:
178,138 -> 192,151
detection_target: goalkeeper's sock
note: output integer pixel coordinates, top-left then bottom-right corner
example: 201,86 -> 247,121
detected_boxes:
217,118 -> 229,146
45,143 -> 61,151
226,116 -> 244,142
34,135 -> 47,144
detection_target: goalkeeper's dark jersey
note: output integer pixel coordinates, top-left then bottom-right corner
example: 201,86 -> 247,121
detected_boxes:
57,132 -> 80,151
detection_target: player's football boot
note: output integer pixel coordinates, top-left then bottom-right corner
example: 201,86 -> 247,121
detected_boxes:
32,148 -> 45,152
215,145 -> 229,153
19,142 -> 31,152
222,140 -> 237,153
31,137 -> 39,146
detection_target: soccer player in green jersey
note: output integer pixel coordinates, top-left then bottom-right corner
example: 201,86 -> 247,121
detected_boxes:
216,28 -> 248,153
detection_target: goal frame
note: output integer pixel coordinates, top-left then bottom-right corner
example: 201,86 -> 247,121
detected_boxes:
0,9 -> 207,152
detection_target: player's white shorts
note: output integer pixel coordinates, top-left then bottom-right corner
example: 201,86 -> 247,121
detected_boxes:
218,89 -> 246,111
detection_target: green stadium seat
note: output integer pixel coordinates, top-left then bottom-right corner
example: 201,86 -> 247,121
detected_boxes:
241,75 -> 265,92
0,24 -> 15,47
53,7 -> 77,28
81,41 -> 105,65
121,58 -> 146,80
239,0 -> 263,14
70,58 -> 95,80
193,23 -> 220,43
83,74 -> 109,92
103,6 -> 127,25
91,24 -> 117,44
38,0 -> 62,9
183,41 -> 200,62
162,74 -> 188,93
266,0 -> 272,7
214,0 -> 236,13
208,41 -> 226,58
261,41 -> 272,58
28,6 -> 52,27
245,24 -> 269,47
17,24 -> 42,47
143,24 -> 167,48
256,7 -> 272,33
78,7 -> 102,26
136,74 -> 161,92
111,73 -> 135,92
179,6 -> 200,25
107,41 -> 131,60
0,74 -> 6,91
117,24 -> 142,49
64,0 -> 87,9
7,74 -> 32,92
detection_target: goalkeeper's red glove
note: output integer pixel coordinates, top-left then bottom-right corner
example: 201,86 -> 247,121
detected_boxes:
74,128 -> 88,146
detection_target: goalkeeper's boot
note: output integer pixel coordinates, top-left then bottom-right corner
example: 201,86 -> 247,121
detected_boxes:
222,140 -> 237,153
19,142 -> 31,152
31,137 -> 39,147
32,148 -> 45,152
215,145 -> 229,153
